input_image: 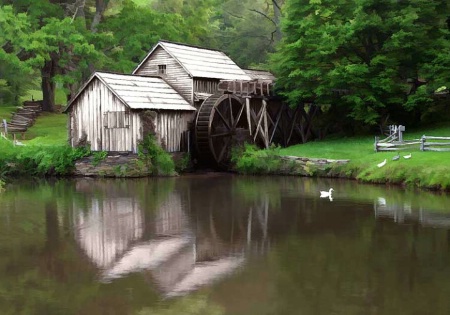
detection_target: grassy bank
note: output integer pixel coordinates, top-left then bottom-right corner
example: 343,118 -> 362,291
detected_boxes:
279,124 -> 450,190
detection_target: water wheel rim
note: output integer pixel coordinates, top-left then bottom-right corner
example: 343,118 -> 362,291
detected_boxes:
195,93 -> 246,167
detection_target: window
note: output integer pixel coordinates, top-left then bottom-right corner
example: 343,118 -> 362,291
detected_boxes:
158,64 -> 167,75
103,111 -> 130,129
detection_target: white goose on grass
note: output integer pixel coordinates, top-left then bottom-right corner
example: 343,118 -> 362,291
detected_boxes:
403,153 -> 412,159
377,159 -> 387,168
392,153 -> 400,161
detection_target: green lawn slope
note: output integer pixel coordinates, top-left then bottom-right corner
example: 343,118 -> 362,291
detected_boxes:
279,124 -> 450,190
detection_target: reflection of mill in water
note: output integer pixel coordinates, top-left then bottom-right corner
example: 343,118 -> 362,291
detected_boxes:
73,179 -> 269,297
374,197 -> 450,228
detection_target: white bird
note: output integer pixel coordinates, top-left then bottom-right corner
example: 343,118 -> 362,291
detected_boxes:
14,140 -> 25,146
392,153 -> 400,161
320,188 -> 334,198
377,159 -> 387,168
403,153 -> 412,159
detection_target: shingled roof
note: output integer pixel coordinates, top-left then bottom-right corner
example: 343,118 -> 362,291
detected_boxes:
133,41 -> 252,81
64,72 -> 196,112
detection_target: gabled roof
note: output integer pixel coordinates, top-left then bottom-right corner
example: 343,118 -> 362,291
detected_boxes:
133,40 -> 252,81
64,72 -> 196,112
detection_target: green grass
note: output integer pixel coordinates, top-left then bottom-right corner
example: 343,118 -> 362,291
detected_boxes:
0,105 -> 16,121
23,112 -> 68,146
22,89 -> 67,105
279,124 -> 450,190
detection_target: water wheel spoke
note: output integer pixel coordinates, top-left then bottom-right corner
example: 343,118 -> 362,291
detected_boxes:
217,137 -> 231,163
232,103 -> 245,128
215,107 -> 232,130
229,95 -> 234,127
211,132 -> 232,138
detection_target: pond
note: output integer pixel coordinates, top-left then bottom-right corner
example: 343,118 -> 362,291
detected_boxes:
1,174 -> 450,315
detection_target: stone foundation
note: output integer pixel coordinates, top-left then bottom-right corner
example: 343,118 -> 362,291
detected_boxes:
275,155 -> 350,177
73,154 -> 152,177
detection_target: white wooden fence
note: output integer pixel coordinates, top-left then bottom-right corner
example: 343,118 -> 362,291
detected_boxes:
420,136 -> 450,152
375,126 -> 450,152
374,125 -> 421,152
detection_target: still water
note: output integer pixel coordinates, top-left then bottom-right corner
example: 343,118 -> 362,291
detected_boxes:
1,174 -> 450,315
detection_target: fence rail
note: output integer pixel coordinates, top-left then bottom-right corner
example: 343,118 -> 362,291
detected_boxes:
375,125 -> 450,153
420,135 -> 450,152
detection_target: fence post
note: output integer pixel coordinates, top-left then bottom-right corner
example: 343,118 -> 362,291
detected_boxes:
374,136 -> 379,152
420,135 -> 425,151
399,125 -> 405,142
2,119 -> 7,135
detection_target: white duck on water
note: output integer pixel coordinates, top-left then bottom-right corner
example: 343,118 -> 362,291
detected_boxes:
320,188 -> 334,198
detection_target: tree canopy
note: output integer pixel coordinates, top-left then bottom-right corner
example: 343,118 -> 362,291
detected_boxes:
271,0 -> 450,129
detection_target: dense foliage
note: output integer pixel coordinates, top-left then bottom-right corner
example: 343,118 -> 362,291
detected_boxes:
272,0 -> 450,132
0,141 -> 90,177
231,143 -> 282,174
138,134 -> 176,176
0,0 -> 281,111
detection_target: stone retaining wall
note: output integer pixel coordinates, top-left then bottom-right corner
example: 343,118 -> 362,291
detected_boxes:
275,155 -> 350,177
74,154 -> 152,177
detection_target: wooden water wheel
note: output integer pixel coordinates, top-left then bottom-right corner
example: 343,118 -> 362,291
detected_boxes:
195,93 -> 251,168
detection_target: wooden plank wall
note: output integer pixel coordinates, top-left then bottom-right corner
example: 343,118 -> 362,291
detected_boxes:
154,111 -> 194,152
69,78 -> 142,152
194,78 -> 219,94
134,47 -> 193,104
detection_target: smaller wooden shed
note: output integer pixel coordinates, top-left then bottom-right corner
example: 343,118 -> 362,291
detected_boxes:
64,72 -> 196,153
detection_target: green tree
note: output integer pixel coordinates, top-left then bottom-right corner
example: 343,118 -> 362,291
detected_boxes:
0,1 -> 101,111
0,5 -> 35,105
96,0 -> 187,73
272,0 -> 450,130
214,0 -> 285,68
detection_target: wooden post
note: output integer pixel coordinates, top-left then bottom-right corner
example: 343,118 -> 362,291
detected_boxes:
246,98 -> 252,136
374,136 -> 379,152
263,99 -> 269,148
420,135 -> 425,151
399,125 -> 405,142
2,119 -> 7,135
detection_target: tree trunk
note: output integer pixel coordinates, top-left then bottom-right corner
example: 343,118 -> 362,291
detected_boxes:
272,0 -> 282,42
90,0 -> 110,32
41,57 -> 58,112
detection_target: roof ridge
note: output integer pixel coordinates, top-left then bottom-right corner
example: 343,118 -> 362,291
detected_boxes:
158,40 -> 224,53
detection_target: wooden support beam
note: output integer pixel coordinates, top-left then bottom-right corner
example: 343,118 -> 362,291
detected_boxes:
263,99 -> 269,148
246,98 -> 252,136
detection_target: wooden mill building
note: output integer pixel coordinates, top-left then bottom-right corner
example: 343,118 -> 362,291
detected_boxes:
65,40 -> 300,167
132,40 -> 253,107
64,71 -> 196,153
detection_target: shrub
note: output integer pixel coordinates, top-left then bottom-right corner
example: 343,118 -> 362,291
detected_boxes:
91,151 -> 108,166
231,143 -> 282,174
0,143 -> 90,178
138,135 -> 175,176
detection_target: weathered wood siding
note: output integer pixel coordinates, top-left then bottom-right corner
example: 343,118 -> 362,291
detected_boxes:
154,111 -> 194,152
193,78 -> 219,94
134,47 -> 193,104
69,78 -> 142,152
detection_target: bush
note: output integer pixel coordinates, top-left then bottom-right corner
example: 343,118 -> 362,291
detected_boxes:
0,141 -> 90,178
231,143 -> 282,174
91,151 -> 108,166
138,135 -> 175,176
